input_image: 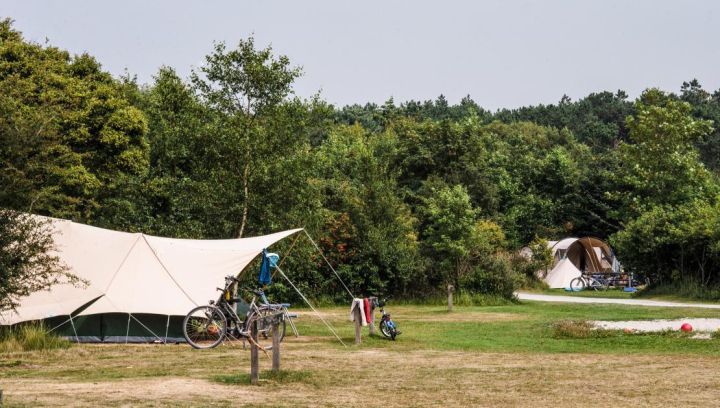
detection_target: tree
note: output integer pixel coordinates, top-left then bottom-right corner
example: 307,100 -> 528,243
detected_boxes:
0,19 -> 149,221
418,183 -> 481,288
611,89 -> 714,221
0,210 -> 84,312
192,38 -> 301,237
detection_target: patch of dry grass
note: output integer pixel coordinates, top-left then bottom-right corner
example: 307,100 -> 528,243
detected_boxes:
3,344 -> 720,407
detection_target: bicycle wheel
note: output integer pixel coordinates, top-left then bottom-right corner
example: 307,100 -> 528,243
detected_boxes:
255,307 -> 287,342
183,305 -> 227,349
379,320 -> 392,338
569,277 -> 586,291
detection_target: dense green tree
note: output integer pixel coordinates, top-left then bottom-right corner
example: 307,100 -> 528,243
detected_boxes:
312,125 -> 421,296
0,19 -> 148,221
611,89 -> 715,220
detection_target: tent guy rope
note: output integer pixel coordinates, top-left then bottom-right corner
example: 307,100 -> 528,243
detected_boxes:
274,264 -> 347,347
302,230 -> 355,299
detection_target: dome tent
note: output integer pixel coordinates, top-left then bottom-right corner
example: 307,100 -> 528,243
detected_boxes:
0,216 -> 301,343
542,237 -> 618,289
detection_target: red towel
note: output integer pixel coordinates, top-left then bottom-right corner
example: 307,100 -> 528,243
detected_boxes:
363,297 -> 371,323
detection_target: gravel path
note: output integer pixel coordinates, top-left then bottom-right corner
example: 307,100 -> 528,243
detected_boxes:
593,318 -> 720,332
516,292 -> 720,309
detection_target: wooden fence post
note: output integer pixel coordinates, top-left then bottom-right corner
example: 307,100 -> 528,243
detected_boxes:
354,304 -> 362,345
250,319 -> 259,385
272,316 -> 280,373
448,284 -> 454,312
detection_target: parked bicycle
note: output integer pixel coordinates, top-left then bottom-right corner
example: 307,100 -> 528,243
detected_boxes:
182,276 -> 290,349
569,274 -> 611,291
376,298 -> 400,340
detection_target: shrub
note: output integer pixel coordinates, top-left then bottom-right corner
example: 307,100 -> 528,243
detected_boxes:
460,254 -> 519,299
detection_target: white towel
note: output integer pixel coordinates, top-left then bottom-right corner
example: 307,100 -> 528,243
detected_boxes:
350,298 -> 367,326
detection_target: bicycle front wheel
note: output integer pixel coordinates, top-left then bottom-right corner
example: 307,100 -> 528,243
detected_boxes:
183,305 -> 227,349
569,277 -> 586,291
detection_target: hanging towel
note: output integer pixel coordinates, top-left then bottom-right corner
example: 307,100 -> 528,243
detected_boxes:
258,248 -> 272,285
363,298 -> 372,324
350,298 -> 367,326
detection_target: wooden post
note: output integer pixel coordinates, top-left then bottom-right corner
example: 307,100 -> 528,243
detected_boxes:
368,298 -> 376,336
448,284 -> 454,312
272,316 -> 280,373
353,304 -> 362,345
250,319 -> 259,385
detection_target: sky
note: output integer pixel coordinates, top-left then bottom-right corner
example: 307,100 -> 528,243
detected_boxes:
2,0 -> 719,110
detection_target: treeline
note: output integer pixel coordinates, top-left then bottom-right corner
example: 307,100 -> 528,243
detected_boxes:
3,19 -> 720,301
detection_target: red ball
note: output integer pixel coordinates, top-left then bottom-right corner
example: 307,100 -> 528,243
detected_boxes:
680,323 -> 693,332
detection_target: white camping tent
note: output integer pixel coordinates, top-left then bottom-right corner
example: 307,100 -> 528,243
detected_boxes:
0,216 -> 301,342
544,258 -> 581,288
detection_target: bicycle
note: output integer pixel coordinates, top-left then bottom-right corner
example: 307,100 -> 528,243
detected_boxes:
182,276 -> 288,349
569,273 -> 610,291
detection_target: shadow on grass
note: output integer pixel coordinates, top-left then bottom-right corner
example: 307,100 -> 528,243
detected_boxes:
211,369 -> 314,386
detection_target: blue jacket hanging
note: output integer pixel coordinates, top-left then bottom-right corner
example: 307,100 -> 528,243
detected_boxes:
258,248 -> 272,286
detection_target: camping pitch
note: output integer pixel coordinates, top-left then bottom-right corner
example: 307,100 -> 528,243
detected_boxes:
0,216 -> 302,343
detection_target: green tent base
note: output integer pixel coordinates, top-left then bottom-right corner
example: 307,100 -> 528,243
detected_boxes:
45,313 -> 186,343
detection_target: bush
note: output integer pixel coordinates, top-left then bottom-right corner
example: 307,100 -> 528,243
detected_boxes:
0,323 -> 71,352
460,254 -> 519,299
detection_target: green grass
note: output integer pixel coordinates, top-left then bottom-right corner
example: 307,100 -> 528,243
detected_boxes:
292,301 -> 720,355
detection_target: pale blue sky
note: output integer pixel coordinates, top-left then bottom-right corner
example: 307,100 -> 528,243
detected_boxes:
2,0 -> 719,110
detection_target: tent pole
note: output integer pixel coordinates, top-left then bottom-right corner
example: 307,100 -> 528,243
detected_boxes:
275,233 -> 301,270
68,314 -> 80,343
165,315 -> 170,344
126,313 -> 131,344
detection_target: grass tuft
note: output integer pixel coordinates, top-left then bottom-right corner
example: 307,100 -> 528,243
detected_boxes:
552,320 -> 613,339
0,323 -> 71,352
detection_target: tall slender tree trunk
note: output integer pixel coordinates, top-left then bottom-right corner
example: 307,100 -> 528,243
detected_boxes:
237,161 -> 249,238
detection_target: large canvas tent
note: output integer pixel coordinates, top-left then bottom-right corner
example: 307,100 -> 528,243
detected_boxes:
0,216 -> 302,342
542,237 -> 618,289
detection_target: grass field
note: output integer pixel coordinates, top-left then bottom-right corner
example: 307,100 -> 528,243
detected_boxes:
2,301 -> 720,407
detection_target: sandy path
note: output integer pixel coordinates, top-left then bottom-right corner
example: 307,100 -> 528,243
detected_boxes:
517,292 -> 720,309
593,318 -> 720,332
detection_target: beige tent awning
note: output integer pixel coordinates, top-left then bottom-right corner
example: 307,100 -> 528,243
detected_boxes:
0,216 -> 302,325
